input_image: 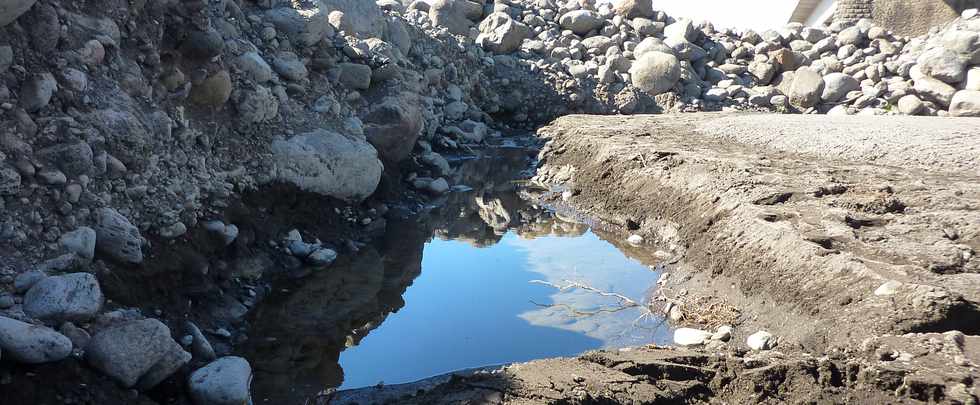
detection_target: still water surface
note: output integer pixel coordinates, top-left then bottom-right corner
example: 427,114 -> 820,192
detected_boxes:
338,220 -> 667,388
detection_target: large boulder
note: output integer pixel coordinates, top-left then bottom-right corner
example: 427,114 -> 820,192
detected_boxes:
629,51 -> 680,96
429,0 -> 483,35
188,357 -> 253,405
559,10 -> 603,36
949,90 -> 980,117
0,0 -> 37,26
788,68 -> 824,109
93,208 -> 143,265
821,72 -> 860,102
0,316 -> 72,363
476,12 -> 530,54
86,319 -> 190,388
269,129 -> 383,202
362,95 -> 423,164
613,0 -> 654,19
664,19 -> 697,42
914,76 -> 957,107
916,47 -> 967,84
24,273 -> 103,323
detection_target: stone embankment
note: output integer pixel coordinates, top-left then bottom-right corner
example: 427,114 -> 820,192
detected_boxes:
0,0 -> 978,403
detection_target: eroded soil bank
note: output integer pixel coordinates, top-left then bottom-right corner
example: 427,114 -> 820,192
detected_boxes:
334,113 -> 980,404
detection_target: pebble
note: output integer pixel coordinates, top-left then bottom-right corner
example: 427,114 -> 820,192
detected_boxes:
874,280 -> 902,296
627,234 -> 644,245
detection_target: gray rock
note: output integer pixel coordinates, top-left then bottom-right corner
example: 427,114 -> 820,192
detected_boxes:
270,129 -> 383,202
59,322 -> 91,350
664,19 -> 697,42
837,26 -> 865,45
0,165 -> 20,196
821,73 -> 860,102
0,316 -> 72,363
188,356 -> 253,405
897,94 -> 925,115
336,63 -> 372,90
633,37 -> 673,58
949,90 -> 980,117
189,70 -> 232,107
136,338 -> 192,390
86,319 -> 188,388
14,269 -> 47,293
308,248 -> 338,267
236,85 -> 279,124
476,12 -> 530,54
20,73 -> 57,112
631,18 -> 663,37
0,0 -> 38,26
36,141 -> 94,177
24,273 -> 103,323
941,29 -> 980,64
914,75 -> 957,107
264,7 -> 334,47
788,69 -> 824,109
185,321 -> 216,361
93,208 -> 143,265
429,0 -> 482,35
630,51 -> 680,96
320,0 -> 384,37
916,47 -> 967,84
0,294 -> 14,309
0,45 -> 11,74
559,10 -> 603,35
428,177 -> 450,195
272,52 -> 308,82
203,221 -> 238,247
664,36 -> 706,61
748,61 -> 776,85
362,95 -> 424,163
232,52 -> 273,83
747,331 -> 776,350
614,0 -> 655,19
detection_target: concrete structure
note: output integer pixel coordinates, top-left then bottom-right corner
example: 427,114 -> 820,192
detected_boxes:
789,0 -> 980,35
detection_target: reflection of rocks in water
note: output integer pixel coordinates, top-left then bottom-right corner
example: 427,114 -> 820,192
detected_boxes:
239,140 -> 594,403
243,217 -> 427,403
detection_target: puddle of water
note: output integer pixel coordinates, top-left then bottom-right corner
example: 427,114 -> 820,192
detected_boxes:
241,144 -> 671,402
338,228 -> 666,389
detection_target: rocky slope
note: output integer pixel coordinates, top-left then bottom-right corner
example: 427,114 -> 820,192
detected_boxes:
0,0 -> 978,404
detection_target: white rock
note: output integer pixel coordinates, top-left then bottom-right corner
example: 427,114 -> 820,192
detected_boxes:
626,234 -> 644,245
629,51 -> 680,96
746,331 -> 776,350
712,325 -> 733,342
874,280 -> 902,296
270,129 -> 383,202
674,328 -> 712,346
949,90 -> 980,117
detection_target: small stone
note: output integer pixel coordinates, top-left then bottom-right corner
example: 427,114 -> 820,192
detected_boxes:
188,357 -> 253,405
428,177 -> 450,195
14,270 -> 47,293
897,94 -> 925,115
949,90 -> 980,117
627,235 -> 644,245
86,319 -> 189,388
272,52 -> 308,82
674,328 -> 712,346
746,331 -> 776,350
159,222 -> 188,239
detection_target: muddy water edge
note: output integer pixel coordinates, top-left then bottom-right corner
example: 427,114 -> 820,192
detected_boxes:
0,135 -> 676,404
